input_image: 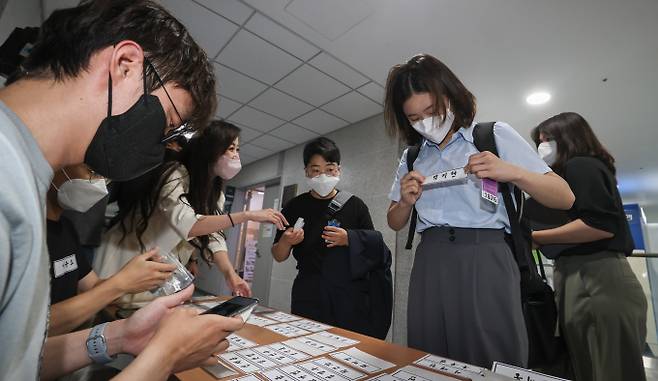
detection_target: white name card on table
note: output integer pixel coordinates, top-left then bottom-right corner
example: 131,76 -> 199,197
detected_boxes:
202,363 -> 238,379
226,375 -> 261,381
330,347 -> 395,373
219,352 -> 262,373
253,345 -> 299,365
391,365 -> 457,381
284,337 -> 337,357
289,319 -> 333,332
267,342 -> 313,361
491,362 -> 571,381
266,322 -> 312,338
227,334 -> 258,351
264,311 -> 303,323
260,368 -> 299,381
414,353 -> 486,377
247,315 -> 278,327
306,331 -> 359,348
309,358 -> 367,380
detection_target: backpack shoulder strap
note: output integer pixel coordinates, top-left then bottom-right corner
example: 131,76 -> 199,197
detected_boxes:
473,122 -> 498,155
405,145 -> 421,250
473,122 -> 533,271
326,190 -> 354,219
406,145 -> 420,172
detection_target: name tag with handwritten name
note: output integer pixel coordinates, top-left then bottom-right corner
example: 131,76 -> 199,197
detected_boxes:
423,167 -> 467,186
53,254 -> 78,278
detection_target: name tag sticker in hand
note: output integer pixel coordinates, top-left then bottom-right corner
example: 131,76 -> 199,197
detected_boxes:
481,178 -> 499,205
423,167 -> 467,186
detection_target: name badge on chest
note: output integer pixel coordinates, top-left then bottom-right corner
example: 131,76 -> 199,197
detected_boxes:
53,254 -> 78,278
481,178 -> 499,205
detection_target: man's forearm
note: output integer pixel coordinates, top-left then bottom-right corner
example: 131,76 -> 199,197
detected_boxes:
271,242 -> 292,262
41,320 -> 125,380
49,279 -> 124,336
111,345 -> 172,381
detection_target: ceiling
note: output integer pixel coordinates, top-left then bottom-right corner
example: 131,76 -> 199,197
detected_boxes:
157,0 -> 385,166
42,0 -> 658,216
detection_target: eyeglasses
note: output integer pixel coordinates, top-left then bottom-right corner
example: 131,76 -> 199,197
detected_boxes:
306,164 -> 339,177
145,60 -> 193,144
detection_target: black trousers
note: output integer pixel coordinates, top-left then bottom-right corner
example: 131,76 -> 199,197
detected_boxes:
291,271 -> 370,336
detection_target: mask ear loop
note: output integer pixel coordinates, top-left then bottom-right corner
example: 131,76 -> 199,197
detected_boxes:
61,168 -> 73,182
142,60 -> 149,105
107,72 -> 112,117
51,168 -> 73,192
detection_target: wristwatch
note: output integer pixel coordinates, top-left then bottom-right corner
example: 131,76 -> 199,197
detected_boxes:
86,322 -> 115,364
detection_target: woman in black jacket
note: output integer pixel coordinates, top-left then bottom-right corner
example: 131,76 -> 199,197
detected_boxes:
531,112 -> 647,381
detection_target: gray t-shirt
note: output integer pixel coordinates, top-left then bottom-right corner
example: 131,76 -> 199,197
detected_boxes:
0,100 -> 53,380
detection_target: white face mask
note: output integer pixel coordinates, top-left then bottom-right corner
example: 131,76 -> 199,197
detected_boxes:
538,141 -> 558,166
307,174 -> 340,197
53,170 -> 108,213
411,109 -> 455,144
214,155 -> 242,180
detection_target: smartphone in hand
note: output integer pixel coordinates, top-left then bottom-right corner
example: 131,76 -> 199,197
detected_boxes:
201,296 -> 259,321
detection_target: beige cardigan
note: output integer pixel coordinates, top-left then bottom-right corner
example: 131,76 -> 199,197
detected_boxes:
93,166 -> 227,302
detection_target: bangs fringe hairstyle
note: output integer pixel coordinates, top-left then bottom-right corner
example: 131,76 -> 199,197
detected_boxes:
384,54 -> 476,146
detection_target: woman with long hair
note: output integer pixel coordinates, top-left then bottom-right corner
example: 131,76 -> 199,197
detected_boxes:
384,54 -> 575,368
94,120 -> 287,300
531,112 -> 647,381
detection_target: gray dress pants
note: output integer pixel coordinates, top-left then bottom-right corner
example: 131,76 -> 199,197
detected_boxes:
407,227 -> 528,368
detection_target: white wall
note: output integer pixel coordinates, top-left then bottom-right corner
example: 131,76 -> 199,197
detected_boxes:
0,0 -> 41,44
228,114 -> 408,342
266,114 -> 399,311
228,152 -> 283,189
41,0 -> 78,20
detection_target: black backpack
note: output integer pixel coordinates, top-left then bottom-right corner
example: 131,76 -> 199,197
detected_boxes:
404,122 -> 562,368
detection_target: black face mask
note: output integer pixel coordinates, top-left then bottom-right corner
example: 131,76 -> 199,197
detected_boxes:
84,65 -> 166,181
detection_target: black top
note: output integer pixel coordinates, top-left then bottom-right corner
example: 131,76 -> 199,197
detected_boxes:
561,156 -> 634,256
61,195 -> 109,246
47,217 -> 92,303
274,191 -> 374,274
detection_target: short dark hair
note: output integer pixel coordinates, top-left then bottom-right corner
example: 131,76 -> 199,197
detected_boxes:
17,0 -> 216,129
384,54 -> 476,146
531,112 -> 616,175
303,137 -> 340,167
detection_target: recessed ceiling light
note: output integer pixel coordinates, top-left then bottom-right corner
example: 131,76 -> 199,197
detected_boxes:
526,92 -> 551,105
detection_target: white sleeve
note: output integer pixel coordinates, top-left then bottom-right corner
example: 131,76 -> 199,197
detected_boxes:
207,233 -> 228,254
494,122 -> 551,174
158,168 -> 198,241
0,213 -> 10,305
207,192 -> 228,255
388,148 -> 410,202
